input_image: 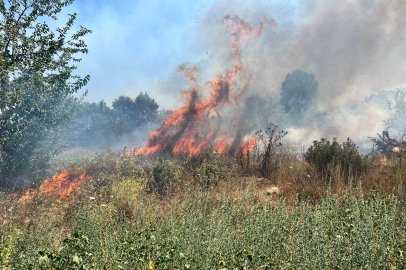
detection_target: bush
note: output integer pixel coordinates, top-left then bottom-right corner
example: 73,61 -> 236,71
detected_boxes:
304,138 -> 366,181
193,148 -> 236,187
152,158 -> 181,193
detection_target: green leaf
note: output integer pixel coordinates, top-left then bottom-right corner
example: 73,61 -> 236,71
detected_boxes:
72,255 -> 81,264
39,255 -> 48,265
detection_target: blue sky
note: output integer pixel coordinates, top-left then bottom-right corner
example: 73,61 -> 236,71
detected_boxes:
55,0 -> 309,108
63,0 -> 220,106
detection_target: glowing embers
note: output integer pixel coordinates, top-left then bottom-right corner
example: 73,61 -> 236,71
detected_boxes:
17,170 -> 87,203
379,156 -> 387,166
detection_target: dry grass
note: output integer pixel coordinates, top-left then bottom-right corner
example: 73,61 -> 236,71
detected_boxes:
0,151 -> 404,244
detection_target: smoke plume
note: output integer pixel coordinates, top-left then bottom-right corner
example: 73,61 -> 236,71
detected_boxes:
137,0 -> 406,154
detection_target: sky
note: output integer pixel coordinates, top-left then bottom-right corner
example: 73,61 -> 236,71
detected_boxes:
57,0 -> 310,108
60,0 -> 225,106
51,0 -> 406,147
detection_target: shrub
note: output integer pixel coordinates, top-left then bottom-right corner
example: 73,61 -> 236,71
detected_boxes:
111,176 -> 144,216
194,148 -> 236,187
304,137 -> 366,181
152,158 -> 181,192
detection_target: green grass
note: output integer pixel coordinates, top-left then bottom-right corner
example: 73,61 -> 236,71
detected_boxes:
2,148 -> 406,269
2,187 -> 406,269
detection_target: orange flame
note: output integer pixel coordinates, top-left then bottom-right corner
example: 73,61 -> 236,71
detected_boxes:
133,16 -> 274,156
379,156 -> 387,165
239,137 -> 256,153
17,171 -> 87,203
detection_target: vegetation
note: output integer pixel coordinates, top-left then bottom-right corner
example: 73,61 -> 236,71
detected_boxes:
1,1 -> 405,269
1,144 -> 406,268
304,137 -> 367,183
280,69 -> 319,126
0,0 -> 91,187
64,93 -> 167,149
280,69 -> 319,112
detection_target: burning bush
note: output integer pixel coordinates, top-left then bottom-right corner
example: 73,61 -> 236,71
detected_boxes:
304,138 -> 367,182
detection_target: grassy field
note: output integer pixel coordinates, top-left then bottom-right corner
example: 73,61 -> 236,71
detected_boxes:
1,148 -> 406,269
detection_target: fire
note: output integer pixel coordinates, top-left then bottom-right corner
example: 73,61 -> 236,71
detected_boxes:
379,156 -> 387,166
239,137 -> 256,153
133,15 -> 275,156
17,170 -> 87,203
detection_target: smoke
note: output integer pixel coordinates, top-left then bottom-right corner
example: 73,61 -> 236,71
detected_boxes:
76,0 -> 406,155
169,0 -> 406,152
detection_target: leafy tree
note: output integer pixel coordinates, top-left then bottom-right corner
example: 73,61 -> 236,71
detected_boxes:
64,93 -> 162,149
112,92 -> 159,130
134,92 -> 159,125
0,0 -> 91,187
280,69 -> 319,113
64,101 -> 115,148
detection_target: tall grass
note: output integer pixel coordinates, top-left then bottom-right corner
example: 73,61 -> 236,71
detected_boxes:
1,145 -> 406,269
1,186 -> 406,269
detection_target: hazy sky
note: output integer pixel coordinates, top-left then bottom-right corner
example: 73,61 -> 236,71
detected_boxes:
58,0 -> 309,108
62,0 -> 222,106
51,0 -> 406,146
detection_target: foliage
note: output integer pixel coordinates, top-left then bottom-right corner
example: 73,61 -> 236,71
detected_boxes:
0,228 -> 22,267
152,158 -> 181,192
193,148 -> 236,187
280,69 -> 319,125
64,101 -> 115,148
2,144 -> 406,268
304,137 -> 367,181
112,92 -> 159,129
37,231 -> 94,269
0,0 -> 91,187
64,93 -> 162,149
2,188 -> 406,269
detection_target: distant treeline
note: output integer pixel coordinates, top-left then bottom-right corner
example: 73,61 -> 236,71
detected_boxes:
65,69 -> 322,150
64,93 -> 169,149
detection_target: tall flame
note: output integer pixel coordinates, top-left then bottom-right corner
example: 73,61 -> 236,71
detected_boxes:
133,15 -> 275,156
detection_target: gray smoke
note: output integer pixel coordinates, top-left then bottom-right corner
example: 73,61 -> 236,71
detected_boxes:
173,0 -> 406,151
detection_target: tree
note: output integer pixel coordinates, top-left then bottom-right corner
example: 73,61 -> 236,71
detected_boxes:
0,0 -> 91,187
63,93 -> 162,150
133,92 -> 159,125
280,69 -> 319,113
112,92 -> 159,130
64,101 -> 115,149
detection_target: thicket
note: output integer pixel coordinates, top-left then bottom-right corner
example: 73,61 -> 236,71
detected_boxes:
304,137 -> 367,182
0,0 -> 91,188
1,135 -> 406,268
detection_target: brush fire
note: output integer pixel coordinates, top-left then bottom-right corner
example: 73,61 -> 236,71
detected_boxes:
129,16 -> 274,157
17,171 -> 88,203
